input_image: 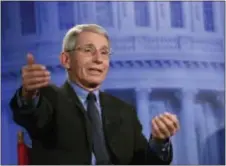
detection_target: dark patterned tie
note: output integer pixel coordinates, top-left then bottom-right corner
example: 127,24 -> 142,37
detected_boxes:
87,92 -> 111,165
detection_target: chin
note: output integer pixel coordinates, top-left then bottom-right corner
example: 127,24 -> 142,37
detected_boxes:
88,75 -> 104,82
86,78 -> 103,88
85,82 -> 100,89
89,80 -> 102,85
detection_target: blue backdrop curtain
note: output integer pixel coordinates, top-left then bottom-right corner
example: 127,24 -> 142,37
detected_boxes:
1,1 -> 225,165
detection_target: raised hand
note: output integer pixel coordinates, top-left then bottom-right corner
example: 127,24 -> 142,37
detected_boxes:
21,53 -> 51,99
151,112 -> 180,140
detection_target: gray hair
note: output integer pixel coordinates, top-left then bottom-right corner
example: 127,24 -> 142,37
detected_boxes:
62,24 -> 109,52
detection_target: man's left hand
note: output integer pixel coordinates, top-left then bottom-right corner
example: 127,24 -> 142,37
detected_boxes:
151,112 -> 180,140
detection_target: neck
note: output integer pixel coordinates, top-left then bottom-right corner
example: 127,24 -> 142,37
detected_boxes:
78,82 -> 100,92
68,77 -> 100,92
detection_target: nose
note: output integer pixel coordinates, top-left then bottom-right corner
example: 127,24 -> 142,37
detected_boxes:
92,51 -> 103,63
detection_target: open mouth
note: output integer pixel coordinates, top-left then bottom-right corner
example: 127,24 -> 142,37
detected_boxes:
88,68 -> 102,74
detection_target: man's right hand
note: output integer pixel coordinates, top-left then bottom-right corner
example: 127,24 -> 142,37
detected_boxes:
22,53 -> 51,99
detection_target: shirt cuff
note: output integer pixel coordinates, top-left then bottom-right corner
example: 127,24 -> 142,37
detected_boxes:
149,136 -> 171,161
16,89 -> 40,108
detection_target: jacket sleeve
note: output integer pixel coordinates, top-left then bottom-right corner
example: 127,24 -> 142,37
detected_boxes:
16,88 -> 40,108
130,108 -> 173,165
9,86 -> 57,139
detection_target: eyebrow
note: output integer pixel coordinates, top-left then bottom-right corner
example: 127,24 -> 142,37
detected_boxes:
83,43 -> 109,50
100,45 -> 110,50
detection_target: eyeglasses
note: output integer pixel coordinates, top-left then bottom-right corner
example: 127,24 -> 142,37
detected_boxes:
67,44 -> 112,58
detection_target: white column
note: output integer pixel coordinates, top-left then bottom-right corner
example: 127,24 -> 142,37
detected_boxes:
35,2 -> 51,36
180,89 -> 199,164
216,91 -> 225,123
47,2 -> 60,40
219,1 -> 225,34
183,1 -> 193,32
203,102 -> 220,164
196,92 -> 224,164
135,88 -> 151,139
213,2 -> 224,34
194,103 -> 207,164
164,97 -> 180,164
156,1 -> 171,32
118,2 -> 136,33
191,2 -> 205,33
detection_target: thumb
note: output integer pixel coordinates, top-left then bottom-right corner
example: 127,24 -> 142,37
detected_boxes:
27,53 -> 35,65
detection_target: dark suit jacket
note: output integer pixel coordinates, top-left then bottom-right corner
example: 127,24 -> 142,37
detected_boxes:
10,81 -> 172,165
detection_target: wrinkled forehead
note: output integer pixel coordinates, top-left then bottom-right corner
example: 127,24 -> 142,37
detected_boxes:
76,31 -> 110,49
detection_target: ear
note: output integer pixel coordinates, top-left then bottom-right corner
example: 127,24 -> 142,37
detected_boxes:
60,52 -> 71,70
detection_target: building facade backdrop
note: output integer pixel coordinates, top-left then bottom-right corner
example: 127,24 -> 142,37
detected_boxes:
1,1 -> 225,164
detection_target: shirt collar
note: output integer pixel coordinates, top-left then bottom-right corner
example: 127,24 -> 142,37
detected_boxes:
67,79 -> 100,105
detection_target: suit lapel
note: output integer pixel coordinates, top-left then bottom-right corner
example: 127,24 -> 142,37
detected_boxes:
61,81 -> 86,114
61,81 -> 92,153
100,92 -> 122,158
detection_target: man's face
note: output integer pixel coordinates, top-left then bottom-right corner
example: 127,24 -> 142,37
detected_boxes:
69,31 -> 110,89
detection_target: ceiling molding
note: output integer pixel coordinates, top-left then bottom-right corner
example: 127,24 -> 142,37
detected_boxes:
2,59 -> 224,81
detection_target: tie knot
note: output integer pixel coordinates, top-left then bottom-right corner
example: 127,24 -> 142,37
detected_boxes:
87,92 -> 97,102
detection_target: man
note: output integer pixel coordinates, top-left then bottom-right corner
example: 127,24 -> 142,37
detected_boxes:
10,24 -> 179,165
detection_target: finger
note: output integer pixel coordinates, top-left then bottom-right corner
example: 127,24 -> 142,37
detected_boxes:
154,117 -> 171,138
23,70 -> 50,79
163,114 -> 180,135
158,115 -> 176,134
27,53 -> 35,65
25,81 -> 50,91
152,119 -> 165,139
164,112 -> 180,130
152,120 -> 167,139
25,76 -> 50,86
23,64 -> 47,71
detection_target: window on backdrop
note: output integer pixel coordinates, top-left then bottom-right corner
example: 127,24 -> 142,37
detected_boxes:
1,2 -> 10,39
57,2 -> 75,30
74,2 -> 93,24
203,1 -> 215,32
19,1 -> 36,35
170,1 -> 184,28
95,1 -> 114,27
134,1 -> 150,27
